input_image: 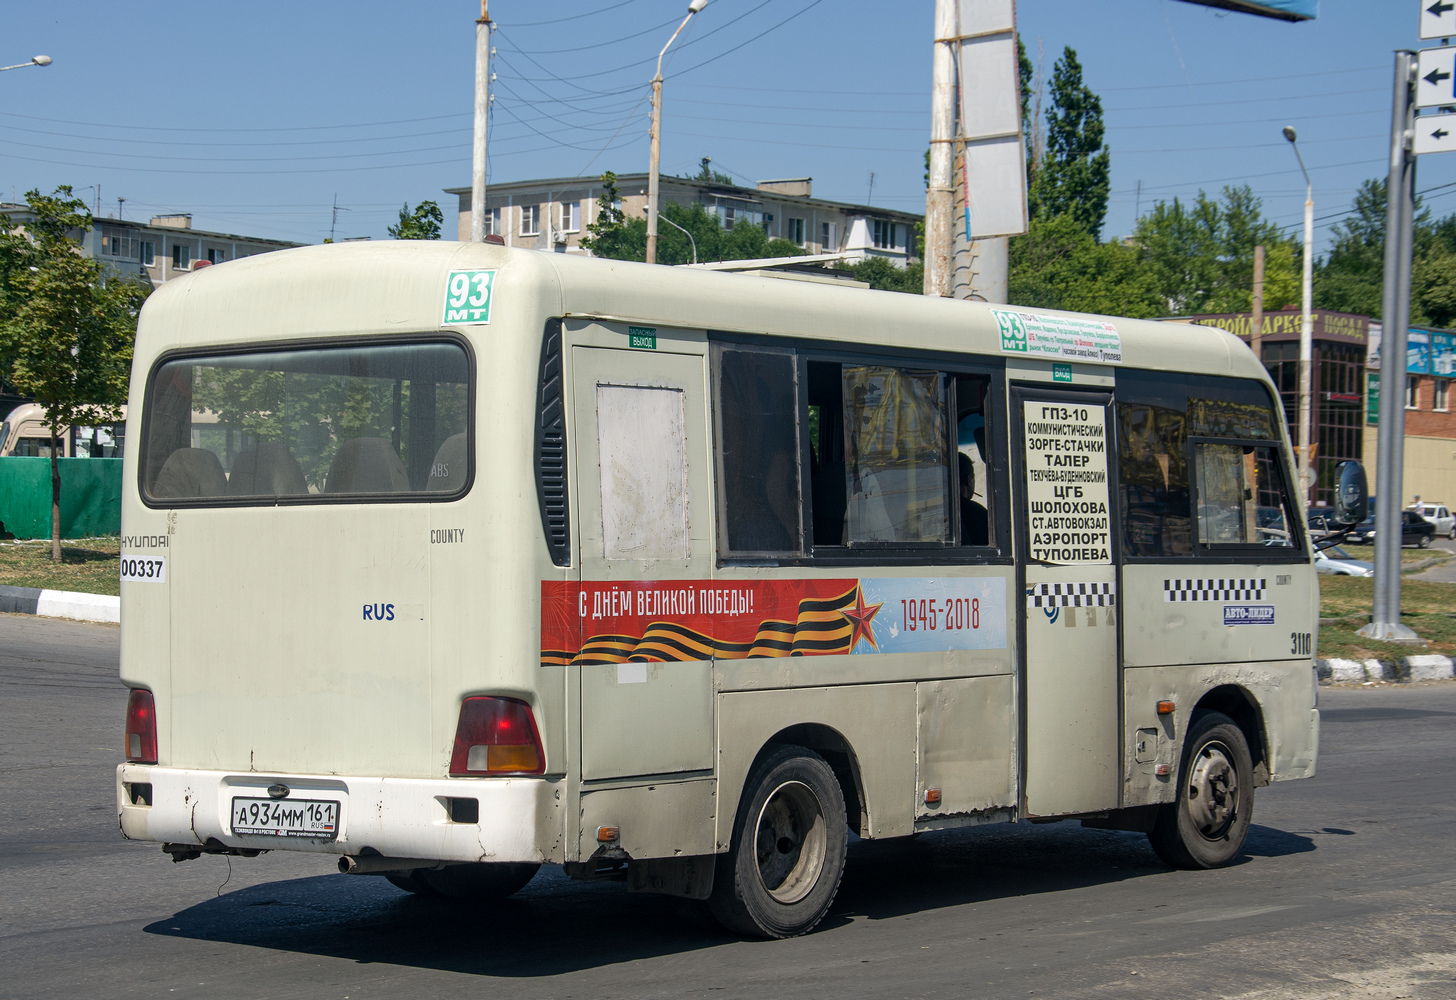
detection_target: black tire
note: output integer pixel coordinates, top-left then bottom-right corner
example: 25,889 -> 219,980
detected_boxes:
1419,533 -> 1432,549
1148,711 -> 1254,870
709,745 -> 848,939
416,862 -> 540,900
385,870 -> 441,896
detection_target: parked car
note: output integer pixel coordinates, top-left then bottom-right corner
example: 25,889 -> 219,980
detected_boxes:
1410,501 -> 1456,539
1314,544 -> 1374,577
1350,508 -> 1436,547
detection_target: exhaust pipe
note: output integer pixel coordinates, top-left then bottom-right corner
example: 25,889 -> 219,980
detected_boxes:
338,854 -> 445,875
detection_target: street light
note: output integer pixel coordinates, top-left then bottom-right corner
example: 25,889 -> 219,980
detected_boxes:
659,212 -> 698,264
645,0 -> 707,265
1284,125 -> 1315,503
0,55 -> 52,72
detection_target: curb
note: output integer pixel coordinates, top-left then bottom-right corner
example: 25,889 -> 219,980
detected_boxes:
1316,654 -> 1454,685
0,584 -> 119,624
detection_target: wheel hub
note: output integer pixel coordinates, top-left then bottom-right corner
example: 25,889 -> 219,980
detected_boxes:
754,780 -> 827,904
1185,741 -> 1238,839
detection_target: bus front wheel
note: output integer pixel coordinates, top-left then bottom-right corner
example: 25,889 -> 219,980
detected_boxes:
709,745 -> 848,938
1148,711 -> 1254,869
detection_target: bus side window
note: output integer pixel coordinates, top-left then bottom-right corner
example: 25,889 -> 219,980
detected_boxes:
1194,443 -> 1296,548
955,374 -> 991,547
841,365 -> 951,544
714,346 -> 802,555
1117,400 -> 1192,558
807,361 -> 846,546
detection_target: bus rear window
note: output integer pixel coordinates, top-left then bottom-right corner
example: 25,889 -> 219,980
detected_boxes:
141,339 -> 471,503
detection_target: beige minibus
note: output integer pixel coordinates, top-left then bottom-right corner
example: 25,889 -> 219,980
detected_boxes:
116,241 -> 1335,938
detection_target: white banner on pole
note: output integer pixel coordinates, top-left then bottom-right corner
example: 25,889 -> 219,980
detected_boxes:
954,0 -> 1028,239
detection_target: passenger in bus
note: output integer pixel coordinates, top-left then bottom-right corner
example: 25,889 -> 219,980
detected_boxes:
958,453 -> 989,546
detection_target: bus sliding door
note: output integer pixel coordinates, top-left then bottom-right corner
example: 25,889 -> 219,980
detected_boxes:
1013,387 -> 1120,817
570,342 -> 714,782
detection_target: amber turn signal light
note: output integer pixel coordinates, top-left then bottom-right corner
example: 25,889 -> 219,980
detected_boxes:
1157,700 -> 1176,715
597,826 -> 619,843
924,788 -> 942,806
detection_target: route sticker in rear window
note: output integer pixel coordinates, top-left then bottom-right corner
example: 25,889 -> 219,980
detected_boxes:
442,269 -> 496,325
994,309 -> 1121,364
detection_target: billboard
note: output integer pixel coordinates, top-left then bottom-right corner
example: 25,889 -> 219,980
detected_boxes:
1173,0 -> 1317,20
1366,324 -> 1456,376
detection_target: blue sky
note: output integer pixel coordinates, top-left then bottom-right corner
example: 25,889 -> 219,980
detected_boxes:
0,1 -> 1447,251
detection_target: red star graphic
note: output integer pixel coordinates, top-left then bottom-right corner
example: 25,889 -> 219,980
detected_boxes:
841,586 -> 884,652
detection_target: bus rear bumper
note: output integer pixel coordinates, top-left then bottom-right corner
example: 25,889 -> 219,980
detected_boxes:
116,764 -> 562,865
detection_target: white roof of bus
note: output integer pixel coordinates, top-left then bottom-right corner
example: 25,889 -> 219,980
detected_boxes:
135,241 -> 1265,385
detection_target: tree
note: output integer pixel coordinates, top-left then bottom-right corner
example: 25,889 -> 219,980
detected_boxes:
845,255 -> 925,294
1009,215 -> 1163,317
388,200 -> 443,240
0,186 -> 146,560
581,172 -> 805,265
1029,47 -> 1110,240
580,172 -> 632,259
1132,185 -> 1298,315
694,157 -> 734,185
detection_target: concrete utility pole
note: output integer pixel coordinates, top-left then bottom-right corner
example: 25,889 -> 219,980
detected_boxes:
645,0 -> 706,265
1283,126 -> 1315,502
470,1 -> 493,243
1360,50 -> 1420,644
1251,244 -> 1265,364
925,0 -> 957,296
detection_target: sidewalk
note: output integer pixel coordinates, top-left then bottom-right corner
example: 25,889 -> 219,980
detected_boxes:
0,584 -> 118,624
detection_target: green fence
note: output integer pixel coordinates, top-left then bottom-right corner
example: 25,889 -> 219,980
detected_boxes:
0,457 -> 122,539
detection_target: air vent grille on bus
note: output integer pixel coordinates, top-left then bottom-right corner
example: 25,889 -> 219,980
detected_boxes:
535,319 -> 570,566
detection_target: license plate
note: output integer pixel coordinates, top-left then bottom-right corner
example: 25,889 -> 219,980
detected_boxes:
230,796 -> 339,839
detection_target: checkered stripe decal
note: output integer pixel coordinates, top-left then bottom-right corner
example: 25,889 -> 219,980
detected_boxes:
1026,582 -> 1117,608
1164,578 -> 1266,602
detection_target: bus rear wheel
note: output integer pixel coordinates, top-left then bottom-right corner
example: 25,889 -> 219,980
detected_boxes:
709,745 -> 847,939
396,862 -> 540,900
1148,711 -> 1254,870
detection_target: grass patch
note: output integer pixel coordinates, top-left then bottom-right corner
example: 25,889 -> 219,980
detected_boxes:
1318,574 -> 1456,661
0,537 -> 120,596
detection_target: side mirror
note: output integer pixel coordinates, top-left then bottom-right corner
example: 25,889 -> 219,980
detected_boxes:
1331,460 -> 1368,527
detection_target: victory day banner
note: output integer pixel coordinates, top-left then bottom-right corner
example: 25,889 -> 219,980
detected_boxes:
541,577 -> 1007,666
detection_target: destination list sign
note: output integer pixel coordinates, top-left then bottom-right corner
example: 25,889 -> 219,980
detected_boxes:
995,309 -> 1122,364
1023,401 -> 1111,565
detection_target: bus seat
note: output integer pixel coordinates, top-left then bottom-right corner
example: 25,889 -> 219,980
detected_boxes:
325,437 -> 410,494
426,433 -> 467,491
153,448 -> 228,499
227,441 -> 307,497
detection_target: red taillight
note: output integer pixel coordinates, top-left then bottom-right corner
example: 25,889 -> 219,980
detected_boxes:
449,696 -> 544,776
125,689 -> 157,764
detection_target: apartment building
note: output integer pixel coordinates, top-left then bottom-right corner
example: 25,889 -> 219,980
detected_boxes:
0,204 -> 300,286
445,172 -> 922,266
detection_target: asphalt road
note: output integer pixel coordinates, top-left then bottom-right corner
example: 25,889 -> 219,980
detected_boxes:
3,614 -> 1455,1000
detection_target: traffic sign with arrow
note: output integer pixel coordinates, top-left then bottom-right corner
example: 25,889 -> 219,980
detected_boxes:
1416,46 -> 1456,107
1415,114 -> 1456,154
1421,0 -> 1456,40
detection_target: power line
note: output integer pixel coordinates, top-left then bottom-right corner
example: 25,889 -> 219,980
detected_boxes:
504,0 -> 648,29
668,0 -> 829,78
506,14 -> 681,55
0,108 -> 469,134
1097,63 -> 1386,92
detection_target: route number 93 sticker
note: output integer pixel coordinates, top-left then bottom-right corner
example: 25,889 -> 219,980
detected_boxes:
120,554 -> 167,583
442,269 -> 496,326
